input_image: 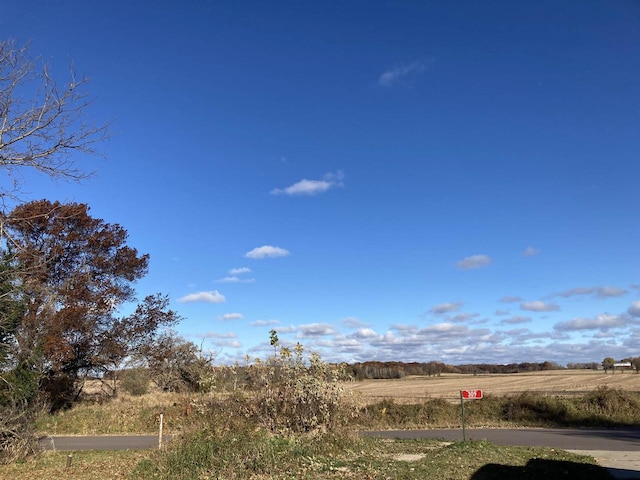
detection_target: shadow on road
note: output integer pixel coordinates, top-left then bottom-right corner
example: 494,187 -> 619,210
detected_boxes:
471,458 -> 615,480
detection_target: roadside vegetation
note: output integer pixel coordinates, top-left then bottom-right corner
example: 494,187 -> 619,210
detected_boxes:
26,358 -> 635,479
0,439 -> 613,480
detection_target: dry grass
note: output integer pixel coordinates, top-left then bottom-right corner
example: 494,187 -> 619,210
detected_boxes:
0,450 -> 149,480
35,391 -> 196,435
346,370 -> 640,403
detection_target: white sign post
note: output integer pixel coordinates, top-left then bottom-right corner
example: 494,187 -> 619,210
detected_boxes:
460,389 -> 483,441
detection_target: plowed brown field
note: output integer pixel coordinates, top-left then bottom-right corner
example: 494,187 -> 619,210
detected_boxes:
346,370 -> 640,402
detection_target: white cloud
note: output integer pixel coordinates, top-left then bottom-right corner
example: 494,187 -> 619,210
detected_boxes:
218,276 -> 255,283
229,267 -> 251,275
203,331 -> 237,339
628,301 -> 640,317
377,60 -> 429,87
218,276 -> 240,283
500,296 -> 522,303
210,339 -> 242,348
457,254 -> 491,270
352,328 -> 379,339
245,245 -> 290,259
218,313 -> 243,321
179,290 -> 226,303
270,170 -> 344,196
554,314 -> 629,331
420,323 -> 491,341
499,315 -> 532,325
522,246 -> 539,257
251,319 -> 280,327
343,316 -> 366,328
555,286 -> 628,298
597,286 -> 628,298
520,300 -> 560,312
297,323 -> 337,337
430,302 -> 462,315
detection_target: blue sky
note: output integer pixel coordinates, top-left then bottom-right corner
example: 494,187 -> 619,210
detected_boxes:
3,1 -> 639,365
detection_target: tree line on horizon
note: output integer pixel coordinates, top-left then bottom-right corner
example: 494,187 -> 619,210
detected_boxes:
348,360 -> 598,380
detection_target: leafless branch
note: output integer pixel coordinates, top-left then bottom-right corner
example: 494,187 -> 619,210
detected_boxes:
0,39 -> 109,199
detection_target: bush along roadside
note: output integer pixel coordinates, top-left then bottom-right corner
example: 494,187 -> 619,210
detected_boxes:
353,387 -> 640,429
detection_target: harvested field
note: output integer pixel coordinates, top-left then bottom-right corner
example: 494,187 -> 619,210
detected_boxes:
346,370 -> 640,403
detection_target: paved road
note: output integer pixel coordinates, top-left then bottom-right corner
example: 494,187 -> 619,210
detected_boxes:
39,435 -> 171,451
362,428 -> 640,451
43,428 -> 640,452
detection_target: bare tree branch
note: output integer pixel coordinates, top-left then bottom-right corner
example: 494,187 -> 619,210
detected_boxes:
0,39 -> 109,199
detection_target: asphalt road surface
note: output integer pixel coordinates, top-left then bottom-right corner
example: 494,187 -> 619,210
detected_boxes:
39,435 -> 171,451
41,428 -> 640,452
363,428 -> 640,451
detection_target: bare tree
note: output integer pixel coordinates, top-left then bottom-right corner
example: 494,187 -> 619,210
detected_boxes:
0,39 -> 109,462
0,39 -> 108,199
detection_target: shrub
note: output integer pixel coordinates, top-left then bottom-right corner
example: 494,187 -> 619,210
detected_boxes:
0,364 -> 44,463
119,368 -> 150,396
245,343 -> 352,433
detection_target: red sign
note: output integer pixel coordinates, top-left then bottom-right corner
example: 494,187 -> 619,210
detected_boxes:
461,389 -> 483,399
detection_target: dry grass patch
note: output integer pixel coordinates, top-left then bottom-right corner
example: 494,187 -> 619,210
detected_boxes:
0,450 -> 149,480
347,371 -> 640,402
35,391 -> 197,435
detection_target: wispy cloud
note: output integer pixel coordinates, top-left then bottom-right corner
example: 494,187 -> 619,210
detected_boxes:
522,246 -> 539,257
218,313 -> 243,321
343,316 -> 366,328
179,290 -> 226,303
457,254 -> 491,270
520,300 -> 560,312
449,312 -> 480,323
251,319 -> 280,327
270,170 -> 344,196
229,267 -> 251,275
500,296 -> 522,303
554,286 -> 628,299
430,302 -> 462,315
499,315 -> 532,325
203,331 -> 237,339
217,276 -> 255,283
377,60 -> 430,87
554,314 -> 629,331
245,245 -> 290,259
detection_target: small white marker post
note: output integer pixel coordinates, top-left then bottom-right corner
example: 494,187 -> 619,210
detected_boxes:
459,389 -> 483,442
158,412 -> 164,449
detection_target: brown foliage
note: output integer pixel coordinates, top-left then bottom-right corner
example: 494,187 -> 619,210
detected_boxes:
2,199 -> 153,407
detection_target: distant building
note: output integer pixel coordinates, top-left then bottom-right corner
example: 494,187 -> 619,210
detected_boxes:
614,362 -> 632,372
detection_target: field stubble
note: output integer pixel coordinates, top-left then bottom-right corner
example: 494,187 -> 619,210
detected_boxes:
346,370 -> 640,403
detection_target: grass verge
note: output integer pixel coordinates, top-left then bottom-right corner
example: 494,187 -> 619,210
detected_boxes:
356,387 -> 640,429
0,433 -> 613,479
133,434 -> 611,480
0,450 -> 150,480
